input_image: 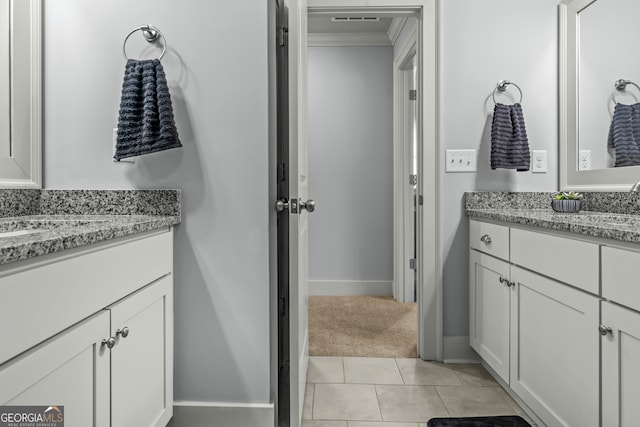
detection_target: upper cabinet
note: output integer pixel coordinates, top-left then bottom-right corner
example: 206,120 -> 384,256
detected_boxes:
0,0 -> 41,188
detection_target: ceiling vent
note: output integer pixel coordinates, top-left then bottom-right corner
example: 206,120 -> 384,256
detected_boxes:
331,17 -> 380,22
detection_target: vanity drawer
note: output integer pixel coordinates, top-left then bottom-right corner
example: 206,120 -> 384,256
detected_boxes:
511,228 -> 599,294
602,246 -> 640,312
470,220 -> 509,260
0,229 -> 172,365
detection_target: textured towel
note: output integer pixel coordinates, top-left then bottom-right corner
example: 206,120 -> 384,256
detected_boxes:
608,103 -> 640,167
490,103 -> 530,171
115,59 -> 181,160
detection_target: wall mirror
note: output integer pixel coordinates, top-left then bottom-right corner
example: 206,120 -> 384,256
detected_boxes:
0,0 -> 41,188
560,0 -> 640,190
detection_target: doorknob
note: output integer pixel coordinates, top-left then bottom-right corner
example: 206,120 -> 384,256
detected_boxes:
300,199 -> 315,213
275,198 -> 289,212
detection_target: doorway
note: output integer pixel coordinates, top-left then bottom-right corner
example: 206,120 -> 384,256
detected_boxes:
306,15 -> 420,358
274,1 -> 440,426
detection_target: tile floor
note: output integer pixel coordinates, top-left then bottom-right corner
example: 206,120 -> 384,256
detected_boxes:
302,356 -> 529,427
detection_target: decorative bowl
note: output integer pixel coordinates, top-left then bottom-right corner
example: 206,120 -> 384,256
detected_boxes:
551,199 -> 582,213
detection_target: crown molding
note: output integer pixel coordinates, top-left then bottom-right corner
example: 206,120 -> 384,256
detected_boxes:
387,17 -> 407,45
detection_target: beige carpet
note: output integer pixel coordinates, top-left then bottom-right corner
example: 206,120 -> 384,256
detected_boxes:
308,295 -> 418,358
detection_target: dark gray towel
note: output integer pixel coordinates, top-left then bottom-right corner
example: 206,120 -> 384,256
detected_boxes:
115,59 -> 181,161
608,103 -> 640,167
490,103 -> 530,171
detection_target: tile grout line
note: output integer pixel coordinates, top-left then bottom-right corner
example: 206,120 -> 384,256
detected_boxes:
433,385 -> 452,418
394,357 -> 408,385
373,383 -> 385,422
310,383 -> 315,421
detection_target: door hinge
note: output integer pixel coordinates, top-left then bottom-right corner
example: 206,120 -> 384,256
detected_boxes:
279,27 -> 288,47
409,89 -> 417,101
409,174 -> 418,185
409,258 -> 417,270
279,298 -> 287,316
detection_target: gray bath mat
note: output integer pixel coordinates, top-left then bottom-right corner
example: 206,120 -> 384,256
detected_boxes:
427,415 -> 531,427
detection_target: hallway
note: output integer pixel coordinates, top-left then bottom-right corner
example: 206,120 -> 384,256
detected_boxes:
302,357 -> 528,426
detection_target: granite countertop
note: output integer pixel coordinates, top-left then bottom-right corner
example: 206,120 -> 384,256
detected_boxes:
466,208 -> 640,244
465,192 -> 640,244
0,189 -> 181,266
0,214 -> 180,266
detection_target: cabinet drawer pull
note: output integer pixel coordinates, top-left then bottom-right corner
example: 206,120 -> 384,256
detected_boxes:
116,327 -> 130,338
508,280 -> 516,287
599,325 -> 613,336
480,234 -> 492,244
499,276 -> 507,284
102,337 -> 116,349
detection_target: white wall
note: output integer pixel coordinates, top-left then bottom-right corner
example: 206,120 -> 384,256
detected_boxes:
308,46 -> 394,285
439,0 -> 559,337
40,0 -> 563,408
43,0 -> 272,406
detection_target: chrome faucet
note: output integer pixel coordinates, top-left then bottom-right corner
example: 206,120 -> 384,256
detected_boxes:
630,181 -> 640,192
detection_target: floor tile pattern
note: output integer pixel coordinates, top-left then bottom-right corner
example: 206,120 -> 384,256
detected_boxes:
302,357 -> 530,427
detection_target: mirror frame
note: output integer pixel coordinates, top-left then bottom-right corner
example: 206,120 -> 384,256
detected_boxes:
560,0 -> 640,191
0,0 -> 41,188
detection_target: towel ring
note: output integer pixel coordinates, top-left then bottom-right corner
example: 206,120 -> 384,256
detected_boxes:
613,79 -> 640,104
122,25 -> 166,61
492,80 -> 523,105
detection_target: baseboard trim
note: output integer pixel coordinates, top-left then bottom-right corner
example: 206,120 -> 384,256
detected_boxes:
170,402 -> 274,427
442,336 -> 480,363
309,280 -> 392,296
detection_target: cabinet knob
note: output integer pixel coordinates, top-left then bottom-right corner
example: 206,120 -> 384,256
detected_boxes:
508,280 -> 516,287
480,234 -> 492,244
101,337 -> 116,349
499,276 -> 507,284
116,327 -> 130,338
599,325 -> 613,336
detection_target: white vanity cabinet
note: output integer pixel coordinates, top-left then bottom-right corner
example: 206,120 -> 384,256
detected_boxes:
470,219 -> 601,427
109,275 -> 173,427
600,246 -> 640,426
600,301 -> 640,426
0,228 -> 174,427
0,311 -> 111,426
469,222 -> 511,383
509,266 -> 599,427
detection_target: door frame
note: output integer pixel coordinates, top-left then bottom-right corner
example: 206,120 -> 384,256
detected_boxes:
393,26 -> 418,304
306,0 -> 441,361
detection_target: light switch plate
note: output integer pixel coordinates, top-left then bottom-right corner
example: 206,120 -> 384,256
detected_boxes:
532,150 -> 547,173
445,149 -> 477,172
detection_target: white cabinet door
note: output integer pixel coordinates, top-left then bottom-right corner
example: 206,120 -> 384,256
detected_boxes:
510,266 -> 599,427
602,301 -> 640,427
0,311 -> 110,427
469,249 -> 511,382
109,275 -> 173,427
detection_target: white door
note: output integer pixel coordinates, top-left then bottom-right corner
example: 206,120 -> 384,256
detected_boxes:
286,0 -> 310,425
